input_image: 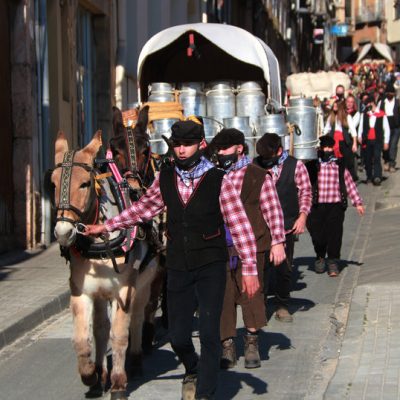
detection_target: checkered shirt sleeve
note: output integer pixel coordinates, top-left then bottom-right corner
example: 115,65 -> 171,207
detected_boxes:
104,176 -> 165,232
344,169 -> 363,206
259,174 -> 286,246
220,175 -> 257,276
295,161 -> 312,215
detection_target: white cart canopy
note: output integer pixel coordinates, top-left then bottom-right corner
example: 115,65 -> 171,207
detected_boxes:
137,23 -> 281,104
356,43 -> 393,63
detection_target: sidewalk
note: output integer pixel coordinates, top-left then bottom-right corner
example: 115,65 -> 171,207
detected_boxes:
0,244 -> 69,350
324,170 -> 400,399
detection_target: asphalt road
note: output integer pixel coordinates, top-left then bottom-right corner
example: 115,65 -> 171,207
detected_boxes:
0,204 -> 366,400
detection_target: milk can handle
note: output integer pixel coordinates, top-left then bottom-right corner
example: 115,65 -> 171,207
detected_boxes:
293,124 -> 302,136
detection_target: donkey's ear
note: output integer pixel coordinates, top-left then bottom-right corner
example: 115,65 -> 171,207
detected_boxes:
55,131 -> 69,164
137,105 -> 149,128
83,130 -> 103,156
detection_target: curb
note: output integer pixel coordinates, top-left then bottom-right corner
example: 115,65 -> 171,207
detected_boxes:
0,288 -> 70,350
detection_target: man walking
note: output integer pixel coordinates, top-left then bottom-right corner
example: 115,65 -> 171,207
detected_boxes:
84,120 -> 259,400
210,128 -> 286,369
254,133 -> 312,322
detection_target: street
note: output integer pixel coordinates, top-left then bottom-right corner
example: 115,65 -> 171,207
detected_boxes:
0,191 -> 371,400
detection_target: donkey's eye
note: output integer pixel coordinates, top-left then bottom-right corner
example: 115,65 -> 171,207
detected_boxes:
80,181 -> 91,189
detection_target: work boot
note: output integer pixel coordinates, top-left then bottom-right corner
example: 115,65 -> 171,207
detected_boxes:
181,374 -> 197,400
327,259 -> 339,277
314,257 -> 325,273
220,338 -> 237,369
373,177 -> 381,186
243,334 -> 261,369
275,306 -> 293,323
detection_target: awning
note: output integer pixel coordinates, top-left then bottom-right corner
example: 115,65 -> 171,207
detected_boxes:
356,43 -> 393,63
137,23 -> 281,104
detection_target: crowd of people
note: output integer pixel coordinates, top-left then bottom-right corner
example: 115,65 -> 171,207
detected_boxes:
81,89 -> 373,398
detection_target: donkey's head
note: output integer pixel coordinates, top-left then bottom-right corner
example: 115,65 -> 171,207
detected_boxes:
109,106 -> 151,190
51,131 -> 102,247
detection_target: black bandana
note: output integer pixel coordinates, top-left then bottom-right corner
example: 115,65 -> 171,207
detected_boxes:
217,153 -> 238,170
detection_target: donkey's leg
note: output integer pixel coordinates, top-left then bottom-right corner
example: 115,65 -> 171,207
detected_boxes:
128,263 -> 157,373
71,294 -> 97,387
109,287 -> 132,396
92,298 -> 110,391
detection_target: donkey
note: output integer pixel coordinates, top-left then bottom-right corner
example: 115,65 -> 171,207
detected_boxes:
50,128 -> 158,400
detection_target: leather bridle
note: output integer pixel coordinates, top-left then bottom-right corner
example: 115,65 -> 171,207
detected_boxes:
54,150 -> 99,227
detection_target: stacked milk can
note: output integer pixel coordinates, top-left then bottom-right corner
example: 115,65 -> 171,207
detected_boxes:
147,81 -> 319,160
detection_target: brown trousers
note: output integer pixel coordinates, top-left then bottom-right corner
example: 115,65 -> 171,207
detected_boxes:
220,252 -> 266,341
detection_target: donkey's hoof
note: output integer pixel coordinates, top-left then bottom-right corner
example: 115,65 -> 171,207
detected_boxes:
85,381 -> 103,398
81,371 -> 98,387
110,390 -> 127,400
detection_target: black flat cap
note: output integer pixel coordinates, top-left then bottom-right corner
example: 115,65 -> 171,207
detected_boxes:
211,128 -> 245,148
170,120 -> 204,143
256,133 -> 282,158
319,135 -> 335,148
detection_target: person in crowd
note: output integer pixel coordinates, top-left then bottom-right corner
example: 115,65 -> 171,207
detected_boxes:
393,72 -> 400,100
305,135 -> 364,277
345,94 -> 361,180
323,100 -> 358,180
254,133 -> 312,322
358,95 -> 390,186
209,128 -> 286,370
381,84 -> 400,173
82,120 -> 259,400
334,84 -> 346,102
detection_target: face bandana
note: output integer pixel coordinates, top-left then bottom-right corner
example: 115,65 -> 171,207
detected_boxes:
256,155 -> 280,169
217,153 -> 238,170
318,150 -> 336,163
173,148 -> 203,171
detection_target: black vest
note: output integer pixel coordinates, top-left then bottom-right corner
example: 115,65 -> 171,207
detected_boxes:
275,156 -> 300,231
159,166 -> 228,270
362,112 -> 384,143
306,159 -> 348,209
329,121 -> 353,147
386,99 -> 400,129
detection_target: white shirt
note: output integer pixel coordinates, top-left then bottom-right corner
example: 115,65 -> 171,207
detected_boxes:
383,98 -> 395,117
357,112 -> 390,144
323,115 -> 357,138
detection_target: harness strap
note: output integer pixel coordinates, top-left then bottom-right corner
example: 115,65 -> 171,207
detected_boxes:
100,233 -> 121,274
126,125 -> 138,173
59,151 -> 76,209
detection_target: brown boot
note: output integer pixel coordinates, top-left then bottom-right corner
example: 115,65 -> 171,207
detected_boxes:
220,338 -> 237,369
243,334 -> 261,369
181,374 -> 197,400
275,306 -> 293,323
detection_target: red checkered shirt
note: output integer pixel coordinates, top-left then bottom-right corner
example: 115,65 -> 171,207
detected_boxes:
104,171 -> 258,275
228,166 -> 285,246
270,160 -> 313,216
317,162 -> 363,206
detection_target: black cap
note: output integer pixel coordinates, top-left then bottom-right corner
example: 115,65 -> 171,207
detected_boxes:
319,135 -> 335,148
170,120 -> 204,144
256,133 -> 282,159
210,128 -> 245,148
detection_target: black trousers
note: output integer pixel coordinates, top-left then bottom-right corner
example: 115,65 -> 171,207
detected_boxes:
364,140 -> 383,180
264,233 -> 295,308
167,261 -> 226,399
340,142 -> 357,181
306,203 -> 345,260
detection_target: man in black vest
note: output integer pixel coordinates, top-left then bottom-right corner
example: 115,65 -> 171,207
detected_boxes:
357,95 -> 390,185
254,133 -> 312,322
84,120 -> 258,400
381,84 -> 400,172
209,128 -> 286,369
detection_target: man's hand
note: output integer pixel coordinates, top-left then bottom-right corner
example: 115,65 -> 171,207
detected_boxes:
356,205 -> 365,216
352,143 -> 358,153
82,224 -> 107,236
292,213 -> 307,235
384,143 -> 389,151
270,243 -> 286,266
242,275 -> 260,299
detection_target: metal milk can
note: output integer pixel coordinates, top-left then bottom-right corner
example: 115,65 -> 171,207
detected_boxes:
151,118 -> 179,155
206,81 -> 235,122
179,82 -> 206,117
223,116 -> 256,158
203,117 -> 224,140
287,97 -> 318,160
236,81 -> 265,128
148,82 -> 175,102
256,114 -> 290,151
